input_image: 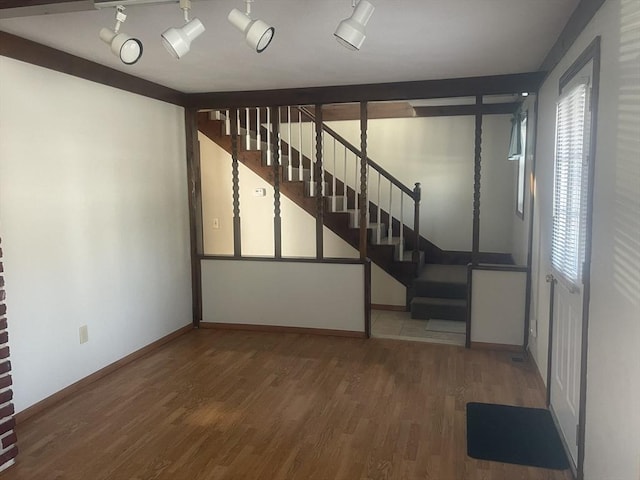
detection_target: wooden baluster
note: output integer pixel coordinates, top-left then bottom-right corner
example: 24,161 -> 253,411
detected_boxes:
231,108 -> 242,257
472,95 -> 482,266
245,107 -> 251,150
298,109 -> 303,181
256,107 -> 261,150
377,172 -> 381,244
272,107 -> 282,259
266,107 -> 271,166
366,163 -> 370,226
309,110 -> 314,190
332,137 -> 337,212
413,182 -> 421,264
225,109 -> 230,135
399,192 -> 404,260
315,104 -> 324,259
359,101 -> 368,259
387,181 -> 393,243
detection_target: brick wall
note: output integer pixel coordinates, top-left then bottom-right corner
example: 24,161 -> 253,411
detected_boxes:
0,238 -> 17,472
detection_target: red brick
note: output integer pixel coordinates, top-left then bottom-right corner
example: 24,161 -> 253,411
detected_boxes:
0,362 -> 9,375
0,304 -> 5,316
0,319 -> 6,331
1,432 -> 17,449
0,376 -> 11,390
0,347 -> 8,359
0,445 -> 17,465
0,332 -> 7,345
0,390 -> 12,404
0,404 -> 14,419
0,418 -> 15,435
0,291 -> 4,302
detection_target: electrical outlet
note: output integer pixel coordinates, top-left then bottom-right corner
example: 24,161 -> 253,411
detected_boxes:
79,325 -> 89,344
212,218 -> 220,229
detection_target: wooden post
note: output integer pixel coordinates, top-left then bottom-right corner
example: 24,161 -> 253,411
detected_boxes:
184,107 -> 202,327
315,104 -> 324,260
230,108 -> 242,258
412,182 -> 421,264
472,96 -> 483,265
272,107 -> 282,259
359,102 -> 368,259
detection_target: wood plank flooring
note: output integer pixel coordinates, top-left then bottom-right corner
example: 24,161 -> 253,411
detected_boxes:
4,330 -> 572,480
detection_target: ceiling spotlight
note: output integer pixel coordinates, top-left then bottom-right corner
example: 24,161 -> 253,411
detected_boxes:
99,6 -> 143,65
161,0 -> 205,59
334,0 -> 375,51
228,0 -> 275,53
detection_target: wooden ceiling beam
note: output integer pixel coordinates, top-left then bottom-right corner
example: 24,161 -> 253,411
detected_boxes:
185,72 -> 546,109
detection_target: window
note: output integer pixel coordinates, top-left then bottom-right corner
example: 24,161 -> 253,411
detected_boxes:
551,82 -> 590,287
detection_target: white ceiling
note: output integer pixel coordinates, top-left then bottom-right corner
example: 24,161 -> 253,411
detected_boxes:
0,0 -> 579,93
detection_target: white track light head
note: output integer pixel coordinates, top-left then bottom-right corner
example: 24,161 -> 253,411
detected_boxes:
99,27 -> 143,65
228,6 -> 274,53
334,0 -> 375,51
161,18 -> 205,58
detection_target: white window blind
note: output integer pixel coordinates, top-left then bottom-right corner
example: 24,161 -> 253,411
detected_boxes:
552,82 -> 589,287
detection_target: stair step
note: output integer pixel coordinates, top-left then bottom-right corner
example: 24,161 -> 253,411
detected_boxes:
410,297 -> 467,321
413,264 -> 468,299
325,196 -> 347,212
305,182 -> 329,197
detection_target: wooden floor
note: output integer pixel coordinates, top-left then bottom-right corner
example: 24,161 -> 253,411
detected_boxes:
5,329 -> 572,480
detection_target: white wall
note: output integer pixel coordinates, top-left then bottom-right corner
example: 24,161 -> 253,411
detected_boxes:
201,259 -> 365,333
0,57 -> 192,413
326,115 -> 516,253
200,133 -> 407,306
529,1 -> 640,478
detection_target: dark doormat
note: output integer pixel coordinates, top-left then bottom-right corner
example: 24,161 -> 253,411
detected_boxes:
466,402 -> 570,470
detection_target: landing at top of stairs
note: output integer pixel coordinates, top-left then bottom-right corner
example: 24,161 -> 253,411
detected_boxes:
418,264 -> 467,285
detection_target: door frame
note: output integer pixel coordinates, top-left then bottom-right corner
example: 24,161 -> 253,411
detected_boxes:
545,36 -> 601,480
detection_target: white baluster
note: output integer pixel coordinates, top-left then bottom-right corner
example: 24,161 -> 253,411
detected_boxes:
400,192 -> 404,259
298,109 -> 303,181
236,111 -> 240,144
388,182 -> 393,243
256,107 -> 261,150
287,106 -> 292,181
225,109 -> 230,135
354,153 -> 359,226
377,172 -> 381,244
266,108 -> 271,166
245,107 -> 250,150
277,108 -> 282,172
343,146 -> 347,211
332,137 -> 337,212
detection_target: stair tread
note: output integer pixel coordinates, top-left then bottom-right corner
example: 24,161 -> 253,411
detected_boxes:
417,264 -> 467,285
372,236 -> 401,245
411,297 -> 466,307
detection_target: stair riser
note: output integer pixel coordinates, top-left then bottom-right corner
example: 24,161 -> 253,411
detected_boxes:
413,282 -> 467,299
410,304 -> 467,321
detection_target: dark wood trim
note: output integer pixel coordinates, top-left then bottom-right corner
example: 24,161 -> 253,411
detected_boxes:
199,322 -> 366,339
184,108 -> 203,327
0,31 -> 185,106
471,96 -> 483,266
371,304 -> 406,312
470,342 -> 524,352
465,264 -> 472,349
559,36 -> 602,93
185,72 -> 547,109
314,104 -> 324,260
412,183 -> 421,264
539,0 -> 607,76
359,101 -> 368,259
575,36 -> 600,480
364,259 -> 371,338
271,107 -> 282,259
546,276 -> 556,407
471,264 -> 529,273
230,108 -> 242,257
199,254 -> 368,266
414,102 -> 520,117
524,96 -> 540,351
14,324 -> 193,424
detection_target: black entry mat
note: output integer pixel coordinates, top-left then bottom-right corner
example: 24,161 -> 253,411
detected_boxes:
466,402 -> 570,470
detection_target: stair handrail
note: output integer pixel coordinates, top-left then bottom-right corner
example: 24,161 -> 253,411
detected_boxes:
297,106 -> 415,199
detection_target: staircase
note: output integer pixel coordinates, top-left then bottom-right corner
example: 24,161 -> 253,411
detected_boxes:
197,107 -> 471,322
